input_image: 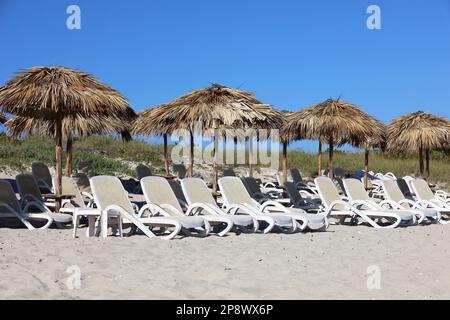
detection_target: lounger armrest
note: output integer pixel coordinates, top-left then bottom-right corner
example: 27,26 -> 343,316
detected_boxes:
225,203 -> 259,217
186,203 -> 220,216
0,202 -> 37,229
414,199 -> 439,209
323,200 -> 355,218
23,200 -> 52,214
20,194 -> 43,208
262,182 -> 277,188
297,190 -> 313,199
398,199 -> 419,209
260,200 -> 288,214
350,199 -> 378,210
138,203 -> 172,218
159,203 -> 184,216
81,192 -> 94,199
36,179 -> 53,193
379,199 -> 403,210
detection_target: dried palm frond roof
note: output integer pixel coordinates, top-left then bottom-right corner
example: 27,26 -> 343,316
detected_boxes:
0,66 -> 135,120
5,114 -> 133,141
387,111 -> 450,152
281,98 -> 386,148
0,113 -> 6,124
132,84 -> 284,137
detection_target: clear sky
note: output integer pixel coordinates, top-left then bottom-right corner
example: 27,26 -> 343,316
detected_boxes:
1,0 -> 449,151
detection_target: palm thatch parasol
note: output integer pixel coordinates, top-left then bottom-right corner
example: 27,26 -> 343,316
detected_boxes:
0,66 -> 135,211
387,111 -> 450,179
0,112 -> 6,125
132,84 -> 283,191
5,113 -> 135,176
282,99 -> 386,181
132,105 -> 173,176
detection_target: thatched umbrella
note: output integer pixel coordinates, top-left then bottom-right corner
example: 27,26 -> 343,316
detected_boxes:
132,84 -> 283,191
282,99 -> 385,180
132,105 -> 173,176
0,66 -> 134,211
0,113 -> 6,125
5,114 -> 135,176
387,111 -> 450,179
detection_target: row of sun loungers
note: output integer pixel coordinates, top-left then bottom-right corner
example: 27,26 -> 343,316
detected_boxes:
0,163 -> 449,239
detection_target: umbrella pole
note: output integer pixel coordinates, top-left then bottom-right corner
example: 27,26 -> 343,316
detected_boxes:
55,112 -> 63,213
282,142 -> 288,184
65,132 -> 73,177
248,138 -> 254,177
364,146 -> 369,189
419,146 -> 424,177
163,133 -> 169,176
212,132 -> 219,193
189,130 -> 194,177
318,141 -> 322,176
425,148 -> 430,180
328,136 -> 334,179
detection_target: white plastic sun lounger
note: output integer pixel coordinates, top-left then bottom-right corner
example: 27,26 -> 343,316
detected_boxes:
140,176 -> 215,237
410,179 -> 450,224
54,177 -> 94,213
31,162 -> 53,193
16,174 -> 72,226
219,177 -> 327,233
343,178 -> 416,226
181,178 -> 257,233
381,180 -> 440,224
314,176 -> 402,228
90,176 -> 182,239
0,180 -> 53,229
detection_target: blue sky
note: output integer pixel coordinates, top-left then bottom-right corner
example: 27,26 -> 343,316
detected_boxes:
1,0 -> 449,151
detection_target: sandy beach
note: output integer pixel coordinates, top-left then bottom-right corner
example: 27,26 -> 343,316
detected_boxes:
1,223 -> 449,300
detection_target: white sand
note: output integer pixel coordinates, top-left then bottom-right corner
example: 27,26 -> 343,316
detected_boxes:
0,223 -> 449,300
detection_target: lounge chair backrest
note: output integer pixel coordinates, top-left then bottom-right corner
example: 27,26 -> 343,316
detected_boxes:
333,168 -> 346,179
343,178 -> 371,201
284,181 -> 302,204
381,180 -> 406,203
218,177 -> 254,206
223,169 -> 236,177
90,176 -> 134,213
314,177 -> 343,209
411,178 -> 434,201
16,174 -> 43,201
242,177 -> 261,197
334,178 -> 347,196
136,164 -> 153,181
0,180 -> 21,213
72,172 -> 92,193
54,177 -> 85,208
31,162 -> 52,188
172,164 -> 187,179
168,180 -> 188,207
181,178 -> 216,206
397,179 -> 412,197
290,168 -> 303,184
141,176 -> 183,213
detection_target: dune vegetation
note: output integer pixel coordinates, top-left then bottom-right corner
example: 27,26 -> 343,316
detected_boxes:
0,134 -> 449,187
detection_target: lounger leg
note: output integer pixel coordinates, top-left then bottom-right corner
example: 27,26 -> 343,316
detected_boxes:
160,223 -> 182,240
257,216 -> 275,234
101,210 -> 108,238
72,214 -> 80,239
252,219 -> 259,233
87,216 -> 97,238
